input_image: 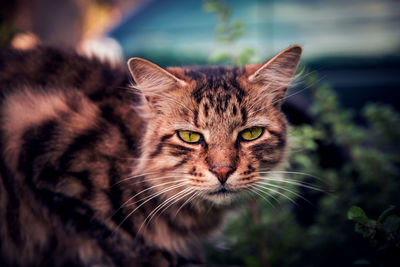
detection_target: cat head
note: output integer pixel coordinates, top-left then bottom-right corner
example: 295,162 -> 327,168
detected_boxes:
128,45 -> 302,205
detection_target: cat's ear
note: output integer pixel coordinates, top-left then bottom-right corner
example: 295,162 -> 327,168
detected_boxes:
247,45 -> 302,107
127,57 -> 186,96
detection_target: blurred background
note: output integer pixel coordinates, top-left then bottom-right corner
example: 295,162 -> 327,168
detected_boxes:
1,0 -> 399,266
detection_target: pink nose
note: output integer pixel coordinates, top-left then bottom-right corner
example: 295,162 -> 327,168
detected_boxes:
210,166 -> 233,184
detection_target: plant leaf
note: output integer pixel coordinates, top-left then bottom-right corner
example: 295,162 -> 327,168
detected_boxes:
348,206 -> 367,221
377,205 -> 395,222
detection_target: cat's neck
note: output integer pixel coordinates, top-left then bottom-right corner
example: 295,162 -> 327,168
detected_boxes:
139,196 -> 225,256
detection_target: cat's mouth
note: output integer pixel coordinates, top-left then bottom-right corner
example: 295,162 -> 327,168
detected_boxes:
208,187 -> 238,196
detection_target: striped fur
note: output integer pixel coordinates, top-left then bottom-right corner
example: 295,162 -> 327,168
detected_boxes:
0,45 -> 301,266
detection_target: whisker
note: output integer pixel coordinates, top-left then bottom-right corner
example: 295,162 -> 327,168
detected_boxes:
205,198 -> 216,216
258,177 -> 326,192
251,184 -> 281,204
270,87 -> 308,107
256,182 -> 314,206
112,182 -> 187,233
265,70 -> 324,110
174,190 -> 198,217
137,188 -> 193,233
124,179 -> 187,207
247,186 -> 277,210
259,176 -> 318,186
110,179 -> 186,219
128,182 -> 188,207
148,188 -> 194,225
247,93 -> 267,112
114,170 -> 185,183
258,170 -> 326,183
125,176 -> 185,186
253,184 -> 298,206
116,175 -> 188,187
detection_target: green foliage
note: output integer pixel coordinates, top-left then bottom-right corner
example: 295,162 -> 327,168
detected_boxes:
203,0 -> 257,66
203,0 -> 245,43
348,205 -> 400,265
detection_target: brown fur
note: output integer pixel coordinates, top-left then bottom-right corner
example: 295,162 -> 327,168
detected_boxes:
0,45 -> 301,266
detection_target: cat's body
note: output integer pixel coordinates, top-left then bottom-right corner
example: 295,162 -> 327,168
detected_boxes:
0,46 -> 301,266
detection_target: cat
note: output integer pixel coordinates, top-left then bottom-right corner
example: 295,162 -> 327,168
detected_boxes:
0,45 -> 302,266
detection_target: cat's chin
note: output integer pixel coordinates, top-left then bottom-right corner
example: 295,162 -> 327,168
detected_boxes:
202,188 -> 240,206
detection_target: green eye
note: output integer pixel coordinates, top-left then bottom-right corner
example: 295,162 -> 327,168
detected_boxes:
240,127 -> 263,141
178,130 -> 201,143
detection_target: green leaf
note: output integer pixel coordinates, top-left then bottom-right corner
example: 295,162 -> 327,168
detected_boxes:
348,206 -> 367,221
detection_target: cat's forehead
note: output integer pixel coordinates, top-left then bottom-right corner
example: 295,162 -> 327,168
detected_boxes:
183,65 -> 244,82
167,66 -> 252,133
171,66 -> 247,103
185,65 -> 244,88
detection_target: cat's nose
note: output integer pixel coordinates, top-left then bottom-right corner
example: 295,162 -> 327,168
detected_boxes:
210,166 -> 234,184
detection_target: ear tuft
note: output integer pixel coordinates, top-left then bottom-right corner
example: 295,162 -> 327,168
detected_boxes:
248,45 -> 302,87
127,57 -> 186,95
246,45 -> 302,108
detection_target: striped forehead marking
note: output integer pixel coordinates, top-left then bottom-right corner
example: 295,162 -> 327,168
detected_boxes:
184,66 -> 249,128
185,66 -> 246,104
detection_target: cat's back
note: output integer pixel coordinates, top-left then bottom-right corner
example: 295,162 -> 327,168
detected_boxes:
0,47 -> 143,168
0,47 -> 129,98
0,48 -> 145,266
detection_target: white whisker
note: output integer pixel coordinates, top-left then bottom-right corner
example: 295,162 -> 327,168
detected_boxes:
256,182 -> 313,206
174,190 -> 198,217
137,188 -> 193,233
253,184 -> 298,205
116,175 -> 188,187
124,179 -> 187,206
113,182 -> 187,233
258,170 -> 325,183
247,186 -> 277,209
148,188 -> 194,224
258,177 -> 325,192
110,179 -> 186,220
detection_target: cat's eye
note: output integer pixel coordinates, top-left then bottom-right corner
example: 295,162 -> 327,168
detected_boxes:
177,130 -> 202,143
240,127 -> 263,141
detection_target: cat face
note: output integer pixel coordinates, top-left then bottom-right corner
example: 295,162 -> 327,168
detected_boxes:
128,46 -> 302,204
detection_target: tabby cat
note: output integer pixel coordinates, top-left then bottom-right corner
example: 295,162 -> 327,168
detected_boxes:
0,45 -> 302,266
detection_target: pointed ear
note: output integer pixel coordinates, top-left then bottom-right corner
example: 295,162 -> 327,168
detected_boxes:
247,45 -> 302,107
127,57 -> 186,96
